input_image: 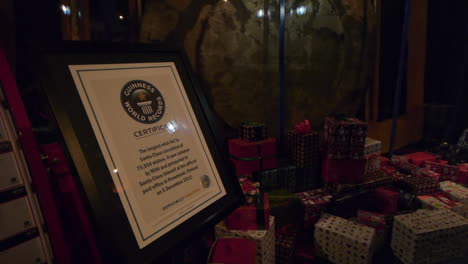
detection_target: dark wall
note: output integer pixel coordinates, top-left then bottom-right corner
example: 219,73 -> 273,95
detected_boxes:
424,0 -> 468,143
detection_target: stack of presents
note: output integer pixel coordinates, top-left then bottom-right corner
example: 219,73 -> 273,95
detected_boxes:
208,119 -> 468,264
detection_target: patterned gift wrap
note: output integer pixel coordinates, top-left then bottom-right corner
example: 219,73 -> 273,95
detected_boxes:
364,137 -> 381,156
381,165 -> 398,176
439,181 -> 468,205
314,214 -> 378,264
394,174 -> 439,196
215,216 -> 275,264
295,189 -> 333,228
240,122 -> 268,142
418,194 -> 467,218
404,152 -> 439,166
356,210 -> 392,249
364,154 -> 381,175
275,226 -> 297,264
329,171 -> 392,196
286,130 -> 320,168
391,209 -> 468,264
259,165 -> 297,193
413,168 -> 440,181
422,161 -> 459,182
323,117 -> 368,160
390,155 -> 409,167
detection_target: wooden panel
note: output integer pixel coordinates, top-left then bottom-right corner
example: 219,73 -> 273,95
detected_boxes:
367,0 -> 426,153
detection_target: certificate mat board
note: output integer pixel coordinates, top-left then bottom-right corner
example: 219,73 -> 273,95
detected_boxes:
39,43 -> 243,263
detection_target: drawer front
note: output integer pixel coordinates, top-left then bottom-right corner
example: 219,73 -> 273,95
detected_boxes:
0,196 -> 35,240
0,237 -> 47,264
0,152 -> 23,191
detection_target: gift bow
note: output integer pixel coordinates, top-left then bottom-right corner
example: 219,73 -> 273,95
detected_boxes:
294,120 -> 311,134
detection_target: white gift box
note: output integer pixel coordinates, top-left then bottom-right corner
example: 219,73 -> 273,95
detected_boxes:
215,216 -> 275,264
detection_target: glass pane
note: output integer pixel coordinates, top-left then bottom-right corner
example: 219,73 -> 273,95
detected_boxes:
285,0 -> 377,129
139,0 -> 280,136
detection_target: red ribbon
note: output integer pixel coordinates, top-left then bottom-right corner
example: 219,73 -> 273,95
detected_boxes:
294,120 -> 311,134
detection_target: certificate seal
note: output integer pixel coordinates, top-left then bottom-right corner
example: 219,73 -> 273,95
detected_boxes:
121,80 -> 165,124
200,175 -> 211,188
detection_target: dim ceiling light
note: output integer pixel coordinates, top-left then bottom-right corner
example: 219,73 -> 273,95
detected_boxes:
257,9 -> 264,18
61,4 -> 71,15
296,6 -> 306,16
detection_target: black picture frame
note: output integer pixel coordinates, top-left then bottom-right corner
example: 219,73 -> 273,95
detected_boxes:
36,41 -> 244,263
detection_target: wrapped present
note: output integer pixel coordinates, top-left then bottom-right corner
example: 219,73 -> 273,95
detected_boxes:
215,216 -> 276,264
295,189 -> 333,228
225,193 -> 270,230
268,190 -> 304,229
296,167 -> 321,191
357,210 -> 391,230
418,194 -> 467,218
240,122 -> 267,142
356,210 -> 392,249
422,161 -> 459,182
457,163 -> 468,185
294,243 -> 315,264
229,138 -> 277,176
373,187 -> 399,214
239,177 -> 261,205
328,171 -> 392,196
364,154 -> 380,175
322,157 -> 366,184
275,225 -> 297,264
413,168 -> 440,181
209,238 -> 256,264
439,181 -> 468,205
394,174 -> 439,196
323,117 -> 368,160
380,165 -> 397,176
390,155 -> 409,167
364,137 -> 381,156
391,209 -> 468,264
258,164 -> 297,193
315,214 -> 378,264
287,127 -> 320,168
380,156 -> 390,166
404,152 -> 439,166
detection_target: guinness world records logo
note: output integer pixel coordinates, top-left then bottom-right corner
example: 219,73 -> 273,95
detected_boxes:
120,80 -> 165,124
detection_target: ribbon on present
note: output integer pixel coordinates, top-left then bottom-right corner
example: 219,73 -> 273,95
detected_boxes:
294,120 -> 311,135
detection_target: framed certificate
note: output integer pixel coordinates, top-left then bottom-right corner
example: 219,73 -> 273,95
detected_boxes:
38,42 -> 243,263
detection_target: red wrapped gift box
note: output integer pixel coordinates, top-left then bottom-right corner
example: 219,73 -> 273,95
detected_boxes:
225,193 -> 270,231
422,161 -> 459,182
322,157 -> 366,184
295,189 -> 333,228
459,164 -> 468,185
210,238 -> 256,264
229,138 -> 277,176
381,165 -> 398,176
404,152 -> 439,166
323,117 -> 368,160
414,168 -> 440,181
373,187 -> 398,214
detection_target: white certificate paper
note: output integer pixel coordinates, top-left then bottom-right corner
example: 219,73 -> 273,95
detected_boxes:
69,63 -> 226,248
